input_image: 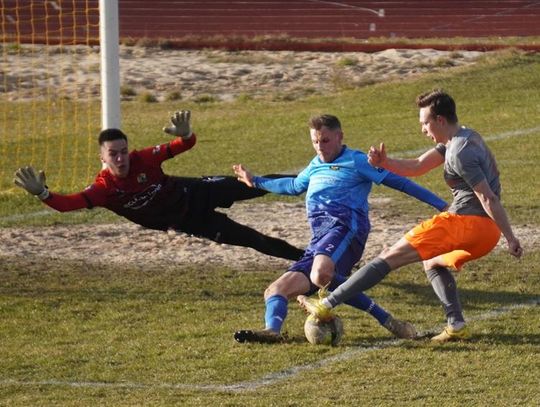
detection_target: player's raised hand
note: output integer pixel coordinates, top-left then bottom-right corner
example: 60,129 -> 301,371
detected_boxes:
14,166 -> 50,200
233,164 -> 254,187
368,142 -> 387,168
163,110 -> 192,139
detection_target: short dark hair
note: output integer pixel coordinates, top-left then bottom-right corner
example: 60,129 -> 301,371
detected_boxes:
308,114 -> 341,131
416,90 -> 458,124
98,128 -> 128,146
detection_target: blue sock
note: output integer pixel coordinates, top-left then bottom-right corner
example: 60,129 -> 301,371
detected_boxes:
264,295 -> 288,333
329,274 -> 390,325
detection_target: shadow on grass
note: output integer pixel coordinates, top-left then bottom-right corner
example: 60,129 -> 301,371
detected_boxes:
413,332 -> 540,350
381,280 -> 539,311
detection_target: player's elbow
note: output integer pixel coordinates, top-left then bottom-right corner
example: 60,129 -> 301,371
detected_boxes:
408,162 -> 432,177
476,191 -> 500,214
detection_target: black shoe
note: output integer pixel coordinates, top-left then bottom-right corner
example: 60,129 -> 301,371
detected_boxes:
234,329 -> 286,343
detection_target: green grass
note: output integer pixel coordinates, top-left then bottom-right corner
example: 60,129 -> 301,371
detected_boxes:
1,50 -> 539,405
1,252 -> 538,405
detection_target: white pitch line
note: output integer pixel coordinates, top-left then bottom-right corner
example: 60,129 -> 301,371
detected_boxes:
286,124 -> 540,173
1,298 -> 538,393
397,125 -> 540,157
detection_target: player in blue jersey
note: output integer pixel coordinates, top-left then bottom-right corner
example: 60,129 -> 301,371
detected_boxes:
232,114 -> 448,343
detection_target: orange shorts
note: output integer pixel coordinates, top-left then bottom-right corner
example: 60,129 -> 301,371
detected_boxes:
404,212 -> 501,270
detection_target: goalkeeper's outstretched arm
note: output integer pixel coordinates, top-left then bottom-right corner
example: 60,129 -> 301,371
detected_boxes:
14,166 -> 90,212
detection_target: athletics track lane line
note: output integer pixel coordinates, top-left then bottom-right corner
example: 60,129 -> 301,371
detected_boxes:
0,298 -> 538,393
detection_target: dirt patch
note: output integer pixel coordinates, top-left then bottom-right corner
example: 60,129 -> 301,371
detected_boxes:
2,46 -> 483,102
0,199 -> 534,270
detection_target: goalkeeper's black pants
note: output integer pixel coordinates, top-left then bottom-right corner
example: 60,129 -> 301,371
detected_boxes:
177,175 -> 304,261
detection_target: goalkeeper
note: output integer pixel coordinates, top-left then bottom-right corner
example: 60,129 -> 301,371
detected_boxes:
13,110 -> 304,261
233,113 -> 448,344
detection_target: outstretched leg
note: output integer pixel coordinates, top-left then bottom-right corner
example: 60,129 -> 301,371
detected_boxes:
201,176 -> 267,207
326,274 -> 416,339
182,211 -> 304,261
201,174 -> 296,209
324,238 -> 421,308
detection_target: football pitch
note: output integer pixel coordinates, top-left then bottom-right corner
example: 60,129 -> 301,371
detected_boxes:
1,254 -> 539,405
1,51 -> 539,405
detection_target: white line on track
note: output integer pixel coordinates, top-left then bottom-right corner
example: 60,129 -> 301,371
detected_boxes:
305,0 -> 384,16
1,298 -> 538,393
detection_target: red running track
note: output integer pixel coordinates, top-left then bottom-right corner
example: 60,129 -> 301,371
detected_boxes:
2,1 -> 540,51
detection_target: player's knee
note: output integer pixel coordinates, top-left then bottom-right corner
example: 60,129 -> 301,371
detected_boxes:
310,268 -> 333,288
264,279 -> 288,299
264,284 -> 278,299
310,254 -> 335,288
422,259 -> 433,271
265,272 -> 311,299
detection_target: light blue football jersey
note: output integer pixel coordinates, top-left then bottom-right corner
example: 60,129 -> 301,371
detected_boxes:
253,146 -> 388,237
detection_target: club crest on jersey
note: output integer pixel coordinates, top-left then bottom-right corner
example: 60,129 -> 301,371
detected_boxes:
137,173 -> 148,183
330,165 -> 340,171
152,145 -> 162,155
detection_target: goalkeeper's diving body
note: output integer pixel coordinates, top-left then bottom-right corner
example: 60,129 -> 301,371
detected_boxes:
233,114 -> 449,344
13,110 -> 304,261
298,90 -> 523,342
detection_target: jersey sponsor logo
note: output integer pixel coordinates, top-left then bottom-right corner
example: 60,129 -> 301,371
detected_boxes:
202,176 -> 225,183
124,184 -> 162,209
313,175 -> 338,186
137,173 -> 148,184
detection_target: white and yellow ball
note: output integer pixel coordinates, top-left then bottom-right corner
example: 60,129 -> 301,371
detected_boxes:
304,314 -> 344,346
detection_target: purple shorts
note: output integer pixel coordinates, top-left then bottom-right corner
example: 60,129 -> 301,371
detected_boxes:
289,222 -> 367,286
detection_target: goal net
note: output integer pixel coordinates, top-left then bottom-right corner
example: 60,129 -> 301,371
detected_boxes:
1,0 -> 102,199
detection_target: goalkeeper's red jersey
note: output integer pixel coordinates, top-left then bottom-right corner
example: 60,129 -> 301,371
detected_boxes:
42,135 -> 196,231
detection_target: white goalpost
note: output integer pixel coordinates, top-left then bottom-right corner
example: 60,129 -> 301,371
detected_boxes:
99,0 -> 121,130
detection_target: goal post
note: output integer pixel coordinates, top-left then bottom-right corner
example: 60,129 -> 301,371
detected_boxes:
99,0 -> 120,130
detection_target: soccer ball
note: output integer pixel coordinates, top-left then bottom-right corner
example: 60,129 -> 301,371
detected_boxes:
304,314 -> 344,346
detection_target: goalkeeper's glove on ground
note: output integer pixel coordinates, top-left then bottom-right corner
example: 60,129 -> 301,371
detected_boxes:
163,110 -> 192,139
14,166 -> 50,200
